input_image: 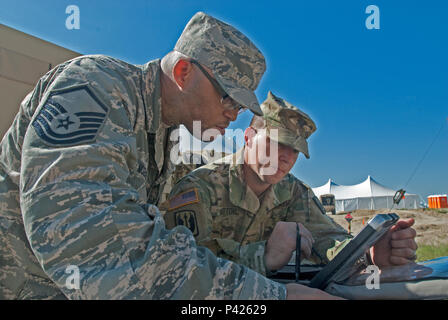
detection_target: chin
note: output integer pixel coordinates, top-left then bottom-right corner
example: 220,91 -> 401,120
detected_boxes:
263,172 -> 288,184
260,174 -> 284,185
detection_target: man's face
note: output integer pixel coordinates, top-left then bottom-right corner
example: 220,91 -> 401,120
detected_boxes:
182,62 -> 240,142
246,129 -> 299,185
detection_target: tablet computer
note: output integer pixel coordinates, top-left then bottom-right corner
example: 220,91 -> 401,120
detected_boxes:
308,213 -> 399,289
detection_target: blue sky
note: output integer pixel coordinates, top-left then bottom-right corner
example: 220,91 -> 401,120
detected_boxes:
1,0 -> 447,200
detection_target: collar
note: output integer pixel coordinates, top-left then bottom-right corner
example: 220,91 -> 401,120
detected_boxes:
141,59 -> 164,134
141,59 -> 175,172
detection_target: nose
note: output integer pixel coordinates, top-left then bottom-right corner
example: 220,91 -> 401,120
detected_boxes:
223,108 -> 238,122
278,145 -> 296,164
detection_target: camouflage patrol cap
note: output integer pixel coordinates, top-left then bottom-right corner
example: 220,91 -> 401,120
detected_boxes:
261,91 -> 316,158
174,12 -> 266,116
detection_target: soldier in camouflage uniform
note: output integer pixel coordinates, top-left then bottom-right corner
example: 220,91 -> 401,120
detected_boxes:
1,12 -> 340,300
164,92 -> 419,276
160,149 -> 230,205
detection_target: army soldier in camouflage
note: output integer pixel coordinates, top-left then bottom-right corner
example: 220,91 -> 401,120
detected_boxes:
0,12 -> 341,300
164,92 -> 418,276
160,149 -> 232,204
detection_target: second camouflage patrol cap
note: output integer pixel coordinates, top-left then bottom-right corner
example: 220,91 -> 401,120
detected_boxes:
261,91 -> 317,159
174,12 -> 266,116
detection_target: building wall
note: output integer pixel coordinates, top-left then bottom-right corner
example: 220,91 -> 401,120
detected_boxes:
0,24 -> 80,139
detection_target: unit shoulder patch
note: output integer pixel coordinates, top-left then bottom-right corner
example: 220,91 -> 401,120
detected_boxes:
175,210 -> 199,236
31,85 -> 109,147
313,195 -> 327,215
167,188 -> 200,211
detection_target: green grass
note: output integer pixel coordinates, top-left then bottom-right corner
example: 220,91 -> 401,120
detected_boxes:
416,243 -> 448,262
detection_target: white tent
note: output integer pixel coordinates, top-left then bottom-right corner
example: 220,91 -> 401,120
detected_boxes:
312,176 -> 421,212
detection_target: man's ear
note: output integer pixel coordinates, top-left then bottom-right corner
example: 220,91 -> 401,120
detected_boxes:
244,127 -> 257,147
172,59 -> 193,89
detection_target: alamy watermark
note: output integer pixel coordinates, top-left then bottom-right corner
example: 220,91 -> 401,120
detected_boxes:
365,265 -> 380,289
65,265 -> 80,290
169,121 -> 280,176
66,5 -> 80,30
365,5 -> 380,30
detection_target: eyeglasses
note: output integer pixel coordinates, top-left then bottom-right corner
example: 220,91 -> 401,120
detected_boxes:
190,60 -> 246,114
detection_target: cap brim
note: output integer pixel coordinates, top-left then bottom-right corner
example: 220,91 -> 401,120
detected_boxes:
268,132 -> 311,159
213,74 -> 262,116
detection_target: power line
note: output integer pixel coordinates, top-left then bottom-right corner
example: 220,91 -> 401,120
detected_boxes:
404,117 -> 447,189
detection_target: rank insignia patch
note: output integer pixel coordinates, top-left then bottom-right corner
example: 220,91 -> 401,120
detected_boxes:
175,210 -> 199,236
167,188 -> 199,211
32,85 -> 109,147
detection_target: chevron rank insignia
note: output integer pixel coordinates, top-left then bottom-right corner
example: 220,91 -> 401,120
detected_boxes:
32,85 -> 109,147
167,188 -> 199,211
175,210 -> 199,236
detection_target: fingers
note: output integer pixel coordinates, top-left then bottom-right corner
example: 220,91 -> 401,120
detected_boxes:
389,255 -> 414,265
390,218 -> 415,236
390,240 -> 418,265
297,223 -> 314,246
297,223 -> 313,239
270,222 -> 315,259
391,247 -> 417,259
296,223 -> 314,259
390,221 -> 418,265
268,222 -> 295,251
371,219 -> 419,267
391,238 -> 418,250
391,226 -> 417,241
394,218 -> 415,230
300,236 -> 312,258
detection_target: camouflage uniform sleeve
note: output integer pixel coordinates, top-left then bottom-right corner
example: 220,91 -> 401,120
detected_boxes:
164,176 -> 270,276
287,181 -> 352,264
19,58 -> 286,299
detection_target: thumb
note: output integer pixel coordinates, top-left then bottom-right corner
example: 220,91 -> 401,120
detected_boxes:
392,218 -> 415,231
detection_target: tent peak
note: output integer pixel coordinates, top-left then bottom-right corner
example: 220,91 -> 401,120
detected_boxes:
327,178 -> 339,186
